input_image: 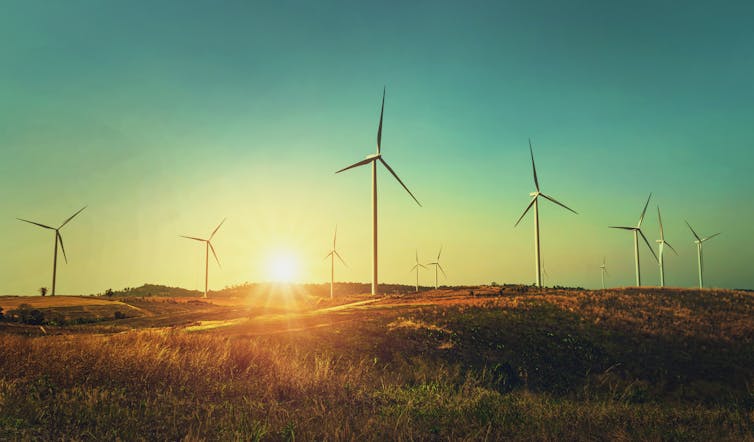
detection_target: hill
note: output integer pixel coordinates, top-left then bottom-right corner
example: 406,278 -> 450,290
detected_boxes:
1,286 -> 753,440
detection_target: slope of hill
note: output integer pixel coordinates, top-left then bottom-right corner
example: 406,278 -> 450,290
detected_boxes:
1,286 -> 752,440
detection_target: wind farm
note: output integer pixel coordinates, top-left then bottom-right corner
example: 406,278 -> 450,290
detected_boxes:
2,1 -> 754,440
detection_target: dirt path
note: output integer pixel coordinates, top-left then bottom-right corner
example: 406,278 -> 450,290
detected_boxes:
184,298 -> 383,333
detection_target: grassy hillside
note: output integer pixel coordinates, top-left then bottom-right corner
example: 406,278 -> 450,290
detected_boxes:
1,287 -> 753,440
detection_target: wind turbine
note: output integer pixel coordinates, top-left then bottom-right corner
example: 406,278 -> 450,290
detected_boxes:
324,226 -> 347,299
17,206 -> 87,296
685,220 -> 720,289
335,88 -> 421,296
609,193 -> 657,286
181,219 -> 225,298
600,257 -> 608,289
656,207 -> 678,287
426,246 -> 446,289
409,250 -> 427,292
514,139 -> 577,287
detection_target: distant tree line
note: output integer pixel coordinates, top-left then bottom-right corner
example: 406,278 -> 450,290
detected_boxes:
0,304 -> 128,326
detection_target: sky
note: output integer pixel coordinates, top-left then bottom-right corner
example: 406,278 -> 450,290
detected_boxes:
1,0 -> 753,295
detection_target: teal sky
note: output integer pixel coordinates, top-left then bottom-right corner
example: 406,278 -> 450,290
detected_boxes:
2,0 -> 753,294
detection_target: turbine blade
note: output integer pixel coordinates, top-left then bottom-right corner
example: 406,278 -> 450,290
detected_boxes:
437,245 -> 443,260
336,157 -> 375,174
639,230 -> 658,262
57,231 -> 68,264
665,241 -> 679,255
437,263 -> 447,278
323,251 -> 333,261
540,193 -> 577,214
17,218 -> 54,230
335,250 -> 347,267
378,157 -> 421,206
180,235 -> 206,242
208,242 -> 221,267
514,198 -> 536,227
377,87 -> 385,154
529,138 -> 539,191
685,220 -> 702,242
419,264 -> 428,269
638,193 -> 652,227
702,232 -> 721,242
334,225 -> 337,246
209,218 -> 226,240
657,206 -> 664,240
409,265 -> 417,272
609,226 -> 637,231
59,206 -> 87,229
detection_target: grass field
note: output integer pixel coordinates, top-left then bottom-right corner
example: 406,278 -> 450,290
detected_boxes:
1,286 -> 753,440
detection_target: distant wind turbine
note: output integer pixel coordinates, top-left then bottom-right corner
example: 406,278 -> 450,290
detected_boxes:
685,220 -> 720,289
514,139 -> 577,287
17,206 -> 87,296
609,193 -> 658,286
600,257 -> 608,289
324,226 -> 347,299
181,219 -> 225,298
656,207 -> 678,287
335,88 -> 421,296
426,246 -> 446,289
409,250 -> 427,292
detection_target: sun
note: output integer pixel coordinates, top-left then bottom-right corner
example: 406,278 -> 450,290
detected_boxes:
267,251 -> 299,283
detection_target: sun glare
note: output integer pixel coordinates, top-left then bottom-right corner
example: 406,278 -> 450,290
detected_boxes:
267,251 -> 299,283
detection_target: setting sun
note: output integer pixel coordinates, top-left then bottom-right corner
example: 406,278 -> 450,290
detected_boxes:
267,251 -> 299,283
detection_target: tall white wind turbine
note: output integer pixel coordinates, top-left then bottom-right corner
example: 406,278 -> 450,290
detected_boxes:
324,226 -> 347,299
409,250 -> 427,293
17,206 -> 87,296
600,257 -> 608,289
655,207 -> 678,287
181,219 -> 225,298
685,221 -> 720,289
335,88 -> 421,296
609,194 -> 657,286
426,246 -> 446,290
514,140 -> 577,287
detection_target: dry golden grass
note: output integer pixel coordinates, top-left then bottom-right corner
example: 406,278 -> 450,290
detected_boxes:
1,286 -> 753,440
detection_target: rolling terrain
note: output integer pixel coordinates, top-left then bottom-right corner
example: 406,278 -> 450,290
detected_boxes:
1,286 -> 753,440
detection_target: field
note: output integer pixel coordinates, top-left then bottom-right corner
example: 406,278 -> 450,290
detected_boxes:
1,286 -> 753,441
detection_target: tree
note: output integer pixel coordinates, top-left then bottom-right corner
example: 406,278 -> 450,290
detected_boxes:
39,287 -> 48,297
105,288 -> 114,297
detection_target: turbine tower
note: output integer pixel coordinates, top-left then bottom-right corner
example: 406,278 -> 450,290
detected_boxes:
426,246 -> 446,289
609,193 -> 657,286
324,226 -> 347,299
541,258 -> 550,287
409,250 -> 427,293
17,206 -> 87,296
514,139 -> 577,287
685,221 -> 720,289
656,207 -> 678,287
335,88 -> 421,296
600,257 -> 608,289
181,219 -> 225,298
